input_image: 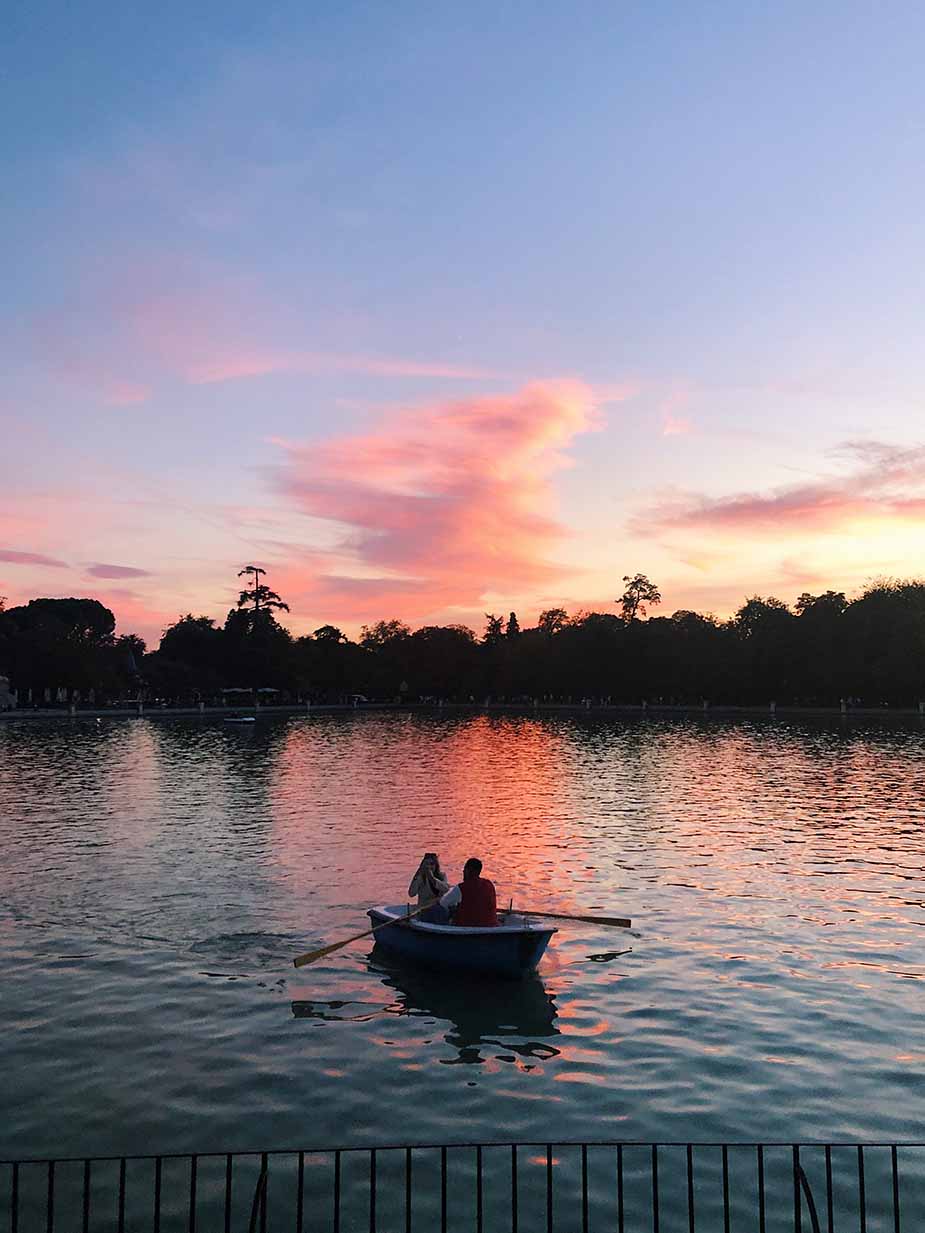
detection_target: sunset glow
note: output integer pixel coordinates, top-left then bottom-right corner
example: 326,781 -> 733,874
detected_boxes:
5,6 -> 925,645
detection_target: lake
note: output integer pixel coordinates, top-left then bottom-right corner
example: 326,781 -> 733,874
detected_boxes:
1,712 -> 923,1222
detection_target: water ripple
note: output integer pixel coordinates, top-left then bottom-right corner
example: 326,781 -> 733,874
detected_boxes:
0,713 -> 924,1156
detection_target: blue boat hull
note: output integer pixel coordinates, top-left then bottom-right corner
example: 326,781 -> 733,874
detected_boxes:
367,906 -> 555,979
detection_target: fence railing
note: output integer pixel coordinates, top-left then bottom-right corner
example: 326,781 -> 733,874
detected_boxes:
3,1141 -> 923,1232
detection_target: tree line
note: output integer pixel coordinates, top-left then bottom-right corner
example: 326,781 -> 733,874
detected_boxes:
2,571 -> 925,708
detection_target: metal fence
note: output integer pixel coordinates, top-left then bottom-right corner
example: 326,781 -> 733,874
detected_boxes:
4,1141 -> 923,1232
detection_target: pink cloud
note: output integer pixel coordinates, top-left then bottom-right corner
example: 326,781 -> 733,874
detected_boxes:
115,284 -> 497,387
187,349 -> 497,385
87,563 -> 152,579
100,378 -> 151,408
34,277 -> 498,407
657,385 -> 693,438
0,549 -> 69,568
638,441 -> 925,536
269,381 -> 601,620
32,316 -> 151,407
662,415 -> 693,437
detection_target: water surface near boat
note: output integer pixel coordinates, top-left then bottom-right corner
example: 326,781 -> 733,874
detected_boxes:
1,711 -> 924,1157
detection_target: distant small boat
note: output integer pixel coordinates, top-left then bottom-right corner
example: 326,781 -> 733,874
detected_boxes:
224,716 -> 256,724
367,904 -> 556,979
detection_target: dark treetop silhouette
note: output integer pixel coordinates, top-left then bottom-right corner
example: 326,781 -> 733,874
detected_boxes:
3,569 -> 925,708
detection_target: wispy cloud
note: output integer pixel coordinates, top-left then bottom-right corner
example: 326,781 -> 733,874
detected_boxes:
34,279 -> 499,402
36,337 -> 151,408
0,549 -> 69,568
269,380 -> 601,619
658,385 -> 693,438
187,349 -> 499,385
662,415 -> 692,437
99,379 -> 151,408
87,563 -> 152,579
637,441 -> 925,536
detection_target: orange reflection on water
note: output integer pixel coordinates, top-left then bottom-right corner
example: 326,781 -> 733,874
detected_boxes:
267,714 -> 590,916
553,999 -> 611,1038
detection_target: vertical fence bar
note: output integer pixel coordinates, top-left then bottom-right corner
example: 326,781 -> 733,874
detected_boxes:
118,1158 -> 126,1233
297,1152 -> 305,1233
82,1159 -> 91,1233
224,1155 -> 232,1233
546,1144 -> 553,1233
757,1145 -> 765,1233
891,1145 -> 900,1233
154,1156 -> 162,1233
189,1153 -> 198,1233
333,1151 -> 341,1233
798,1163 -> 823,1233
652,1144 -> 660,1233
511,1144 -> 518,1233
825,1147 -> 833,1233
248,1164 -> 268,1233
857,1146 -> 866,1233
11,1161 -> 19,1233
476,1145 -> 483,1233
46,1160 -> 54,1233
581,1144 -> 588,1233
617,1144 -> 624,1233
440,1147 -> 447,1233
9,1140 -> 915,1233
405,1148 -> 412,1233
369,1149 -> 376,1233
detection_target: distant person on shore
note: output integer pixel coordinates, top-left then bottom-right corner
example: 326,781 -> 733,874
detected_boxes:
441,858 -> 498,927
409,853 -> 450,923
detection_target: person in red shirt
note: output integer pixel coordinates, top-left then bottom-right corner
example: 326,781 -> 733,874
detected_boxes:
440,858 -> 498,927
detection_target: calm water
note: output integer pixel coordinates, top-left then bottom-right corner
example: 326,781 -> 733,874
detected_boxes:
1,712 -> 923,1175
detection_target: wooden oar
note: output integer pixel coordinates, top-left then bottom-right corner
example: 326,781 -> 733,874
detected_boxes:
292,901 -> 437,968
505,909 -> 632,928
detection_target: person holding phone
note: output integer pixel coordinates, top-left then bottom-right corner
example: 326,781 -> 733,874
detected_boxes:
408,852 -> 450,923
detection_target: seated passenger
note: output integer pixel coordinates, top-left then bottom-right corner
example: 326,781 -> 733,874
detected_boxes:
408,852 -> 450,923
441,857 -> 498,927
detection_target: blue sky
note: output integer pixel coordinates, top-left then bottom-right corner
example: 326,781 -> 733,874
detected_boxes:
3,2 -> 925,642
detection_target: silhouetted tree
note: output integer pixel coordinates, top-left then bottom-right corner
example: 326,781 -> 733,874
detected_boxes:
3,598 -> 118,699
237,565 -> 290,614
15,573 -> 925,710
482,614 -> 505,645
537,607 -> 569,636
299,625 -> 362,700
408,625 -> 478,698
313,625 -> 347,643
149,615 -> 225,699
223,606 -> 294,693
360,619 -> 411,649
115,634 -> 146,685
795,590 -> 848,617
619,574 -> 662,622
842,580 -> 925,703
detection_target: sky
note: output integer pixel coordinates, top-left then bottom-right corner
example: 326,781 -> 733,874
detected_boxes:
3,2 -> 925,647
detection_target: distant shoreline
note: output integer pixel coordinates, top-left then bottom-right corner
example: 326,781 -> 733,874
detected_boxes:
2,701 -> 924,722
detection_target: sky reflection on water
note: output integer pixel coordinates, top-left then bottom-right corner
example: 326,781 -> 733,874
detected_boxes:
0,712 -> 923,1158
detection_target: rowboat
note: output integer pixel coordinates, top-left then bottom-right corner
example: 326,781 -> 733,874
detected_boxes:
366,904 -> 556,979
224,716 -> 256,724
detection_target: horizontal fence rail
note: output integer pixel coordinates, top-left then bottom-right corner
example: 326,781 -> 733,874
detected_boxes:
3,1141 -> 923,1232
